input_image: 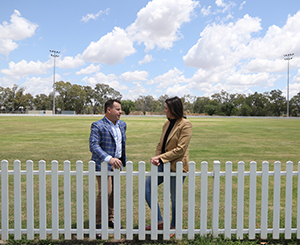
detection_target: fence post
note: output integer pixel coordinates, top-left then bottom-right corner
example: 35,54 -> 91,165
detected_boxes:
237,161 -> 245,239
76,160 -> 84,240
138,161 -> 146,240
200,161 -> 208,237
126,161 -> 134,240
26,160 -> 34,240
188,161 -> 196,240
225,161 -> 232,239
273,161 -> 281,239
212,161 -> 220,238
39,160 -> 47,239
249,161 -> 257,240
261,161 -> 269,240
51,160 -> 59,240
14,160 -> 22,240
285,161 -> 293,239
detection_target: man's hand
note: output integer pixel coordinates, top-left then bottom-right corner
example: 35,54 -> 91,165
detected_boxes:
109,157 -> 122,169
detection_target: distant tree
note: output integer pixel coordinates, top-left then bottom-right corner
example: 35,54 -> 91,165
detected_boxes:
204,100 -> 219,116
158,94 -> 169,111
290,92 -> 300,116
268,89 -> 285,116
33,94 -> 52,110
94,83 -> 122,113
135,95 -> 157,113
193,96 -> 210,114
122,100 -> 136,115
55,81 -> 86,114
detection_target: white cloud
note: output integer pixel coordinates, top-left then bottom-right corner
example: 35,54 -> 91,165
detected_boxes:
81,27 -> 136,65
58,55 -> 86,69
147,68 -> 187,91
201,6 -> 211,17
120,70 -> 148,81
124,82 -> 148,100
138,54 -> 154,65
183,14 -> 262,70
126,0 -> 199,51
81,8 -> 110,22
76,64 -> 101,75
166,83 -> 191,97
21,75 -> 57,96
0,10 -> 38,56
0,59 -> 51,77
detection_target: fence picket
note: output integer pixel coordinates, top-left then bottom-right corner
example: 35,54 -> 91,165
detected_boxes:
273,161 -> 281,239
175,161 -> 183,239
237,161 -> 245,239
261,161 -> 269,239
200,161 -> 208,236
126,161 -> 133,240
285,161 -> 293,239
64,161 -> 71,239
51,160 -> 59,240
26,160 -> 34,240
163,162 -> 171,240
138,161 -> 146,240
150,163 -> 158,240
14,160 -> 22,240
249,161 -> 257,239
113,167 -> 121,240
298,161 -> 300,239
39,160 -> 47,239
76,161 -> 84,240
88,161 -> 96,239
225,161 -> 232,239
188,161 -> 196,240
212,161 -> 220,238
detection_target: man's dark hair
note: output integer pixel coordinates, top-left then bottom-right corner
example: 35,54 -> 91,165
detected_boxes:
105,99 -> 121,113
165,96 -> 184,119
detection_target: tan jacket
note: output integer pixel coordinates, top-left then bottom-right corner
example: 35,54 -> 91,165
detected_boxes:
156,117 -> 192,172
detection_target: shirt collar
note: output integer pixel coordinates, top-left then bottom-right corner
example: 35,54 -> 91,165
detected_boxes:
104,116 -> 119,127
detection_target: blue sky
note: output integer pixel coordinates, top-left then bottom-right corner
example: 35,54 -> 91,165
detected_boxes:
0,0 -> 300,101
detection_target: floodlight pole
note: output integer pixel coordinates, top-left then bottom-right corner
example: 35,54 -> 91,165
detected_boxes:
50,50 -> 60,114
283,53 -> 294,117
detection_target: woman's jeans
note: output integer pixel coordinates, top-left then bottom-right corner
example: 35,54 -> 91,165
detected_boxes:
145,163 -> 186,228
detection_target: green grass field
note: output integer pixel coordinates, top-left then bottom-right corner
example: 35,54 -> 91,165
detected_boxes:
1,115 -> 300,244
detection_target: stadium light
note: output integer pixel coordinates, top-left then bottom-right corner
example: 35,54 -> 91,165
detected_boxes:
50,50 -> 60,114
283,53 -> 294,117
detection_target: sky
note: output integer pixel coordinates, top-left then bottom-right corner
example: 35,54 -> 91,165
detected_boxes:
1,0 -> 300,101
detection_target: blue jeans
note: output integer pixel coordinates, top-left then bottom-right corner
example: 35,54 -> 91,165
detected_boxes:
145,163 -> 186,228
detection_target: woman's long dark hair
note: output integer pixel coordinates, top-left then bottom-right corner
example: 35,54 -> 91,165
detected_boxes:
165,96 -> 185,119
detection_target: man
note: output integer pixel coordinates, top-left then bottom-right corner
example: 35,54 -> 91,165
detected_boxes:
89,99 -> 126,238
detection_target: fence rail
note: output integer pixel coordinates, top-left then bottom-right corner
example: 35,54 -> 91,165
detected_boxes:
1,159 -> 300,241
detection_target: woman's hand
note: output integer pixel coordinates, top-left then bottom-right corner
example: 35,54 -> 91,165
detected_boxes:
150,156 -> 161,166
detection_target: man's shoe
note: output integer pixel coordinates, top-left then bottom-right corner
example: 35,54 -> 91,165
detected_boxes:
145,222 -> 163,230
108,220 -> 124,229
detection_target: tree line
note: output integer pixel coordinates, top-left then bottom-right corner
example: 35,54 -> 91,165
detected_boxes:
1,81 -> 300,117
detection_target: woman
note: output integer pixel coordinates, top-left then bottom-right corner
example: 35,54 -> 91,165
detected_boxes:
145,96 -> 192,236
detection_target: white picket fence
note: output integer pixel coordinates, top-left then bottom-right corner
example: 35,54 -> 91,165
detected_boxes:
1,159 -> 300,241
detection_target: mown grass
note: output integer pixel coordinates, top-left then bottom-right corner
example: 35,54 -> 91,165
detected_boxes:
1,115 -> 300,244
